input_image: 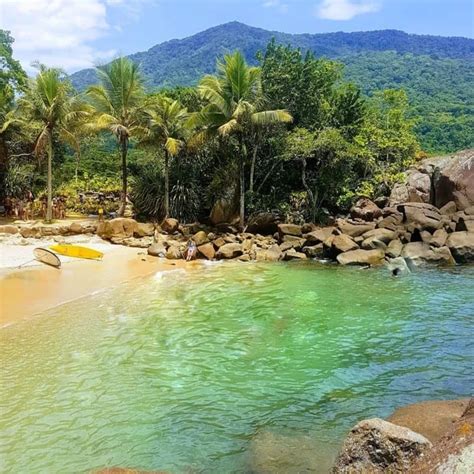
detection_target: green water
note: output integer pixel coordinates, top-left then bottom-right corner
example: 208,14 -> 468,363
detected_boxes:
1,262 -> 473,473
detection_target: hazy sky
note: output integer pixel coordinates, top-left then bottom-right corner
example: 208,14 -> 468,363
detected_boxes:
1,0 -> 473,73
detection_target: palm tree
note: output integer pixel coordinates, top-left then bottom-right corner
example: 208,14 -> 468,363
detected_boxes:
192,51 -> 292,229
87,57 -> 146,216
142,95 -> 189,217
17,66 -> 86,222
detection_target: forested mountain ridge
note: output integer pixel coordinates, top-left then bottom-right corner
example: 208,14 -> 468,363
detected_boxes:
71,22 -> 473,90
70,22 -> 473,153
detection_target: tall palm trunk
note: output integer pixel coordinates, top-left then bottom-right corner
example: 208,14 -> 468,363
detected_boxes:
119,138 -> 128,216
0,134 -> 8,204
164,149 -> 170,218
46,130 -> 53,222
239,134 -> 246,230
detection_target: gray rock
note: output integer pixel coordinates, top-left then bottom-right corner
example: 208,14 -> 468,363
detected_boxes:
430,228 -> 448,247
216,243 -> 243,259
277,223 -> 302,238
398,202 -> 442,231
439,201 -> 457,215
350,198 -> 382,221
332,418 -> 432,473
401,242 -> 455,265
446,231 -> 474,263
337,249 -> 385,266
386,239 -> 403,258
148,242 -> 166,257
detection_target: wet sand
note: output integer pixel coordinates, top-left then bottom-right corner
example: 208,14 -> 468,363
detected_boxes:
0,246 -> 190,326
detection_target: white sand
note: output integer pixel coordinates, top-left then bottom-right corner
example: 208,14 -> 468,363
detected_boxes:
0,234 -> 121,269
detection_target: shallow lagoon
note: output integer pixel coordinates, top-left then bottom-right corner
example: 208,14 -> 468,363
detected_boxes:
1,261 -> 473,473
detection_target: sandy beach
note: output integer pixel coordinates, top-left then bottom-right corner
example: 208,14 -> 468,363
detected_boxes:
0,234 -> 189,326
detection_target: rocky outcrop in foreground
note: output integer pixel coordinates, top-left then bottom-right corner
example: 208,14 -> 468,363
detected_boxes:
333,398 -> 473,473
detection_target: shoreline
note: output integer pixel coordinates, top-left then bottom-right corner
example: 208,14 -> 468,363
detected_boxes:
0,240 -> 193,327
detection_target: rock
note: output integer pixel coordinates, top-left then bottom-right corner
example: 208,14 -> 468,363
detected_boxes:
192,230 -> 209,246
398,202 -> 442,231
249,430 -> 335,474
336,219 -> 376,237
433,149 -> 474,210
283,249 -> 307,260
446,231 -> 474,263
401,242 -> 455,265
301,223 -> 316,234
148,242 -> 166,257
198,243 -> 215,260
161,218 -> 179,234
388,399 -> 471,444
277,223 -> 302,239
302,244 -> 324,258
465,205 -> 474,215
386,238 -> 403,258
0,225 -> 19,234
97,218 -> 138,240
350,198 -> 382,221
165,245 -> 182,260
377,213 -> 403,230
332,234 -> 359,254
332,418 -> 432,473
430,228 -> 448,247
216,243 -> 243,259
407,398 -> 474,473
134,223 -> 155,238
246,212 -> 281,235
337,249 -> 385,266
122,237 -> 152,248
212,237 -> 226,248
439,201 -> 457,215
264,244 -> 283,262
209,197 -> 239,226
304,227 -> 337,245
281,235 -> 305,245
361,229 -> 396,249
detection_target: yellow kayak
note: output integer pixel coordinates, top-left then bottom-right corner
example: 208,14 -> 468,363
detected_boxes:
49,244 -> 103,260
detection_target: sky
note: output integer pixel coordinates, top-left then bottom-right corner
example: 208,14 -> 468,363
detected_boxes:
0,0 -> 473,74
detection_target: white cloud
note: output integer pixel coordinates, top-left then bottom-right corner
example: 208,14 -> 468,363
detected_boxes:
316,0 -> 380,20
0,0 -> 149,73
263,0 -> 289,14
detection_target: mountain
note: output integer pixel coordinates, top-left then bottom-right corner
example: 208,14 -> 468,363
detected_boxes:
70,22 -> 474,152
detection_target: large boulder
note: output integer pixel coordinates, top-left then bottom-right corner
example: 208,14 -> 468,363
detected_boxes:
147,242 -> 166,257
336,219 -> 376,237
0,225 -> 19,234
446,231 -> 474,263
277,223 -> 302,239
192,230 -> 209,246
350,198 -> 382,221
216,243 -> 243,259
304,227 -> 337,245
263,244 -> 283,262
97,218 -> 138,240
332,418 -> 432,473
390,150 -> 474,211
209,197 -> 239,226
433,149 -> 474,210
332,234 -> 359,254
398,202 -> 442,231
283,249 -> 307,260
165,245 -> 182,260
337,249 -> 385,266
161,218 -> 179,234
197,242 -> 215,260
246,212 -> 281,235
134,222 -> 155,238
401,242 -> 455,265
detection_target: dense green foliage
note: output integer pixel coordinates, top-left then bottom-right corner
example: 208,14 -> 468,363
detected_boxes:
0,29 -> 442,225
70,22 -> 474,153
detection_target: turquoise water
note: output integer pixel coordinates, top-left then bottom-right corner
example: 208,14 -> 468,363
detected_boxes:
1,262 -> 473,473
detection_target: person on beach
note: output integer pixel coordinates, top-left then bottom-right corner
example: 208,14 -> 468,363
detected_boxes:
185,239 -> 197,261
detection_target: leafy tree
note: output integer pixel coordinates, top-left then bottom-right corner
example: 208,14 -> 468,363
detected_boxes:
259,40 -> 342,129
284,128 -> 355,221
87,57 -> 146,215
0,30 -> 28,202
141,95 -> 189,217
17,65 -> 87,221
192,51 -> 292,228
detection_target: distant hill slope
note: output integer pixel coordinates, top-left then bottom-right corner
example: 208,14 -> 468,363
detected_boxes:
70,22 -> 474,152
